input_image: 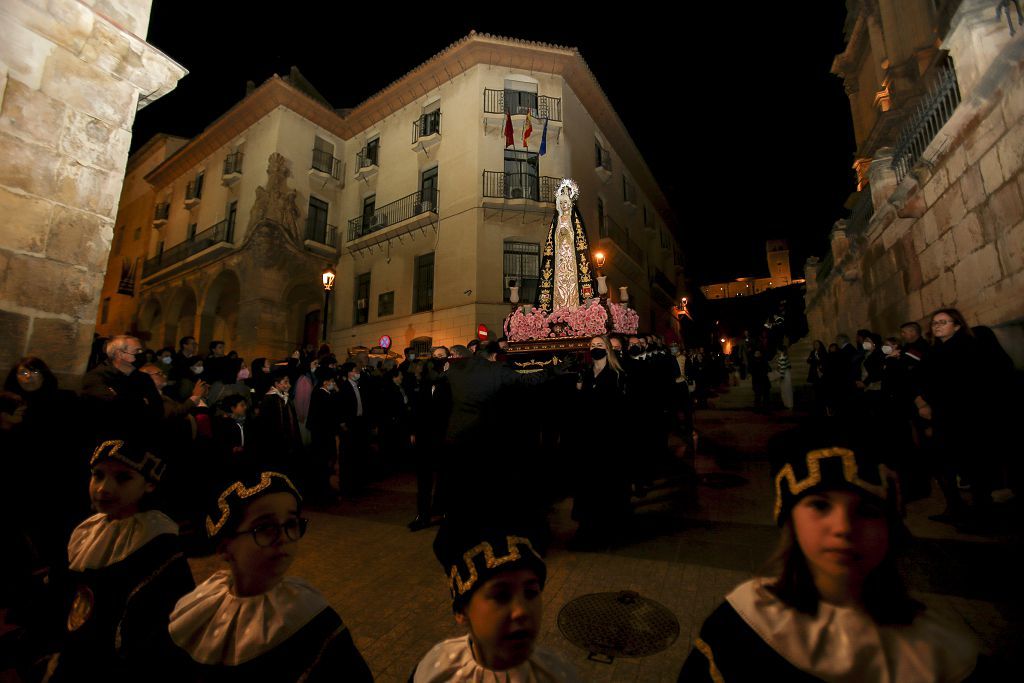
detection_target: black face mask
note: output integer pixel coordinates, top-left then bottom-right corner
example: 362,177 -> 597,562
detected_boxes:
590,348 -> 607,360
628,345 -> 641,355
432,358 -> 447,372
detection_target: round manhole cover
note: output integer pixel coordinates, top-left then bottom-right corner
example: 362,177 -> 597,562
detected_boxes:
557,591 -> 679,660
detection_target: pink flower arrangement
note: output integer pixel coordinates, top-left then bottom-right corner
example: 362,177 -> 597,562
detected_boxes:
610,302 -> 639,334
506,307 -> 550,341
506,300 -> 618,341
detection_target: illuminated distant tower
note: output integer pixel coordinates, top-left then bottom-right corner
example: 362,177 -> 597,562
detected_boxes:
766,240 -> 791,285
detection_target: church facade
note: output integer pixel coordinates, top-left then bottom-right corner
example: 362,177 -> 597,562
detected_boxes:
98,33 -> 683,359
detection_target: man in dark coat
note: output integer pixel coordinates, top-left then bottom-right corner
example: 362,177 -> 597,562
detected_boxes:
81,335 -> 163,446
252,367 -> 302,472
336,362 -> 368,495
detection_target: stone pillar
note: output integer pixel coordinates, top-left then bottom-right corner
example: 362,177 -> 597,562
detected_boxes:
868,147 -> 899,209
830,220 -> 850,264
0,0 -> 186,386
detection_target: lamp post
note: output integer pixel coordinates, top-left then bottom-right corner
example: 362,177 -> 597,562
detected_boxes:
321,265 -> 336,343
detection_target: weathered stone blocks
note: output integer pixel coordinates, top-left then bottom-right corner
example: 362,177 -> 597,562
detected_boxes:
984,181 -> 1024,236
0,309 -> 30,371
47,205 -> 113,271
952,211 -> 985,258
0,253 -> 99,318
996,122 -> 1024,179
0,17 -> 56,89
919,242 -> 943,284
59,108 -> 130,172
979,145 -> 1005,194
40,48 -> 136,128
27,316 -> 95,380
952,244 -> 1002,298
0,77 -> 65,148
0,186 -> 51,254
960,163 -> 986,211
0,132 -> 60,197
997,219 -> 1024,276
54,158 -> 122,218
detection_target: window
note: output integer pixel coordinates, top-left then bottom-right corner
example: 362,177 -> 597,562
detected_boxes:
420,167 -> 438,209
504,78 -> 538,116
313,136 -> 335,174
504,150 -> 539,200
503,242 -> 540,303
187,223 -> 197,241
227,201 -> 238,238
595,141 -> 611,171
365,138 -> 379,165
420,101 -> 441,137
622,176 -> 636,204
362,195 -> 376,227
597,198 -> 607,238
411,336 -> 432,357
308,196 -> 328,241
354,272 -> 370,325
414,252 -> 434,313
378,291 -> 394,317
101,297 -> 110,324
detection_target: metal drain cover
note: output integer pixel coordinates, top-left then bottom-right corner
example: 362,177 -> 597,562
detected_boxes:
557,591 -> 679,662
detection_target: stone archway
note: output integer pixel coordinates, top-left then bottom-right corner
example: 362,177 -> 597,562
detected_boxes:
137,297 -> 164,345
285,282 -> 323,352
164,286 -> 199,349
200,269 -> 241,352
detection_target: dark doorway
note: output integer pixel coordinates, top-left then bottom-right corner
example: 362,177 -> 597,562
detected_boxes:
303,309 -> 321,348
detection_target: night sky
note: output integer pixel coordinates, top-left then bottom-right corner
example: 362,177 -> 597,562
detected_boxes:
133,3 -> 855,286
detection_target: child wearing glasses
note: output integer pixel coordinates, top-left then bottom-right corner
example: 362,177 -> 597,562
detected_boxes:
166,470 -> 373,681
48,440 -> 196,682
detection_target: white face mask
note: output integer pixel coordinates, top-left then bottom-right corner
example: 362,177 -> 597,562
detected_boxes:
881,345 -> 894,355
862,342 -> 874,351
237,368 -> 251,380
351,373 -> 361,382
161,356 -> 172,365
191,365 -> 203,375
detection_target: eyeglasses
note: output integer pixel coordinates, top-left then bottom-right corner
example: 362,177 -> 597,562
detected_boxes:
121,348 -> 143,355
17,368 -> 41,378
232,517 -> 308,547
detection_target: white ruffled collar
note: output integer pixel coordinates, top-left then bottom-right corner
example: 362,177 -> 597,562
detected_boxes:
168,569 -> 329,666
67,510 -> 179,571
413,635 -> 579,683
727,578 -> 979,683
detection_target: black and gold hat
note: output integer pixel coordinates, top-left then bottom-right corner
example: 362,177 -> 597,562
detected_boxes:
433,518 -> 547,609
771,426 -> 899,525
90,439 -> 166,482
205,470 -> 302,540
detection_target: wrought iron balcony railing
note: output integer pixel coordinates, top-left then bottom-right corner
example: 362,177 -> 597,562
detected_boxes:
482,89 -> 562,121
412,111 -> 441,142
142,219 -> 233,278
305,218 -> 338,248
603,215 -> 645,266
223,151 -> 244,175
356,145 -> 379,171
482,172 -> 559,202
892,57 -> 961,184
185,180 -> 202,201
347,189 -> 438,241
154,203 -> 169,221
311,149 -> 342,179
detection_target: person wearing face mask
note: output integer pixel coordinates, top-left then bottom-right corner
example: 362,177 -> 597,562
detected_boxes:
854,333 -> 885,420
571,336 -> 630,545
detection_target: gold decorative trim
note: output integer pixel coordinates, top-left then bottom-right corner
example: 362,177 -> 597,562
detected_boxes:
448,535 -> 540,597
694,638 -> 724,683
773,447 -> 889,521
206,472 -> 301,537
90,440 -> 166,481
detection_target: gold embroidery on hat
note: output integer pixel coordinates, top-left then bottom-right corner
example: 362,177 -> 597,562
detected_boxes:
773,447 -> 889,521
206,472 -> 300,537
90,440 -> 166,481
448,535 -> 540,597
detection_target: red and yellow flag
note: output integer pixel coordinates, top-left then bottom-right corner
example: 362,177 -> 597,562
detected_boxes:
523,111 -> 533,149
504,112 -> 514,148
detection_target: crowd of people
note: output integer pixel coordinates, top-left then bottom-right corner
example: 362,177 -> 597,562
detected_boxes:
0,308 -> 1010,680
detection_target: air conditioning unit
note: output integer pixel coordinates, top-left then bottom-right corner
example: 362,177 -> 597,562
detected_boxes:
366,215 -> 381,230
509,187 -> 524,199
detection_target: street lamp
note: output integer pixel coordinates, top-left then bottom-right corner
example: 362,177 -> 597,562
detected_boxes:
321,265 -> 336,343
593,251 -> 608,297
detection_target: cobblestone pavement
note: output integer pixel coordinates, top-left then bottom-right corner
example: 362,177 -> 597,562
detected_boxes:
188,380 -> 1022,681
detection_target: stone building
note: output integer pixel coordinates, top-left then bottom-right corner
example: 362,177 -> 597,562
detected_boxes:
805,0 -> 1024,363
106,32 -> 684,359
0,0 -> 185,386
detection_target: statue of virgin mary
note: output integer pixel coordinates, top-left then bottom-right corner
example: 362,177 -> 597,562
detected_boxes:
535,179 -> 596,313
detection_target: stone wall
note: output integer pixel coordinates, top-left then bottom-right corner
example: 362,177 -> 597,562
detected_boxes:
0,0 -> 184,386
805,1 -> 1024,366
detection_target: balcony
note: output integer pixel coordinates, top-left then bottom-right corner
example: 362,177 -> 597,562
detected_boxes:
305,217 -> 338,253
411,111 -> 441,153
483,89 -> 562,121
346,189 -> 438,253
595,147 -> 613,183
309,148 -> 343,186
355,145 -> 379,181
652,268 -> 676,298
892,57 -> 961,184
184,180 -> 202,208
222,152 -> 243,186
482,172 -> 560,203
142,219 -> 234,279
153,202 -> 169,226
601,215 -> 645,268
